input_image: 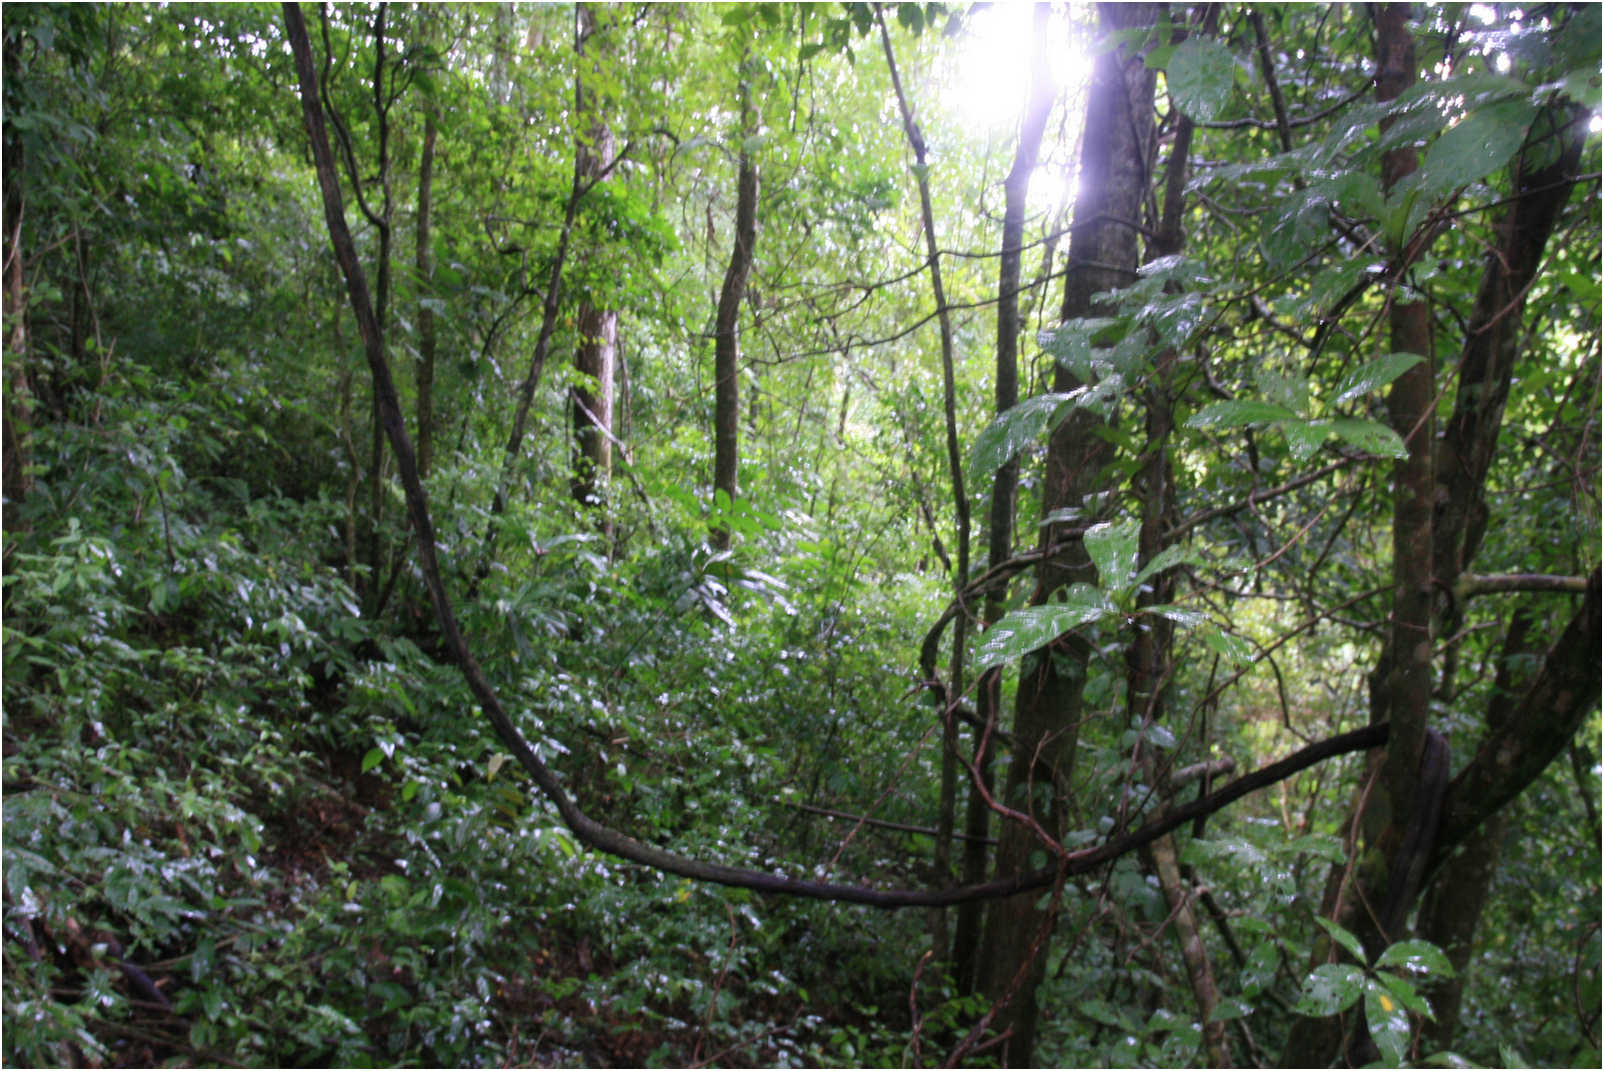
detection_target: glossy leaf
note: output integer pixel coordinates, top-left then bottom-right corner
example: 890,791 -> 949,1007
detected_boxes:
1333,352 -> 1425,405
1085,521 -> 1139,587
1376,939 -> 1455,978
1295,963 -> 1366,1016
1166,37 -> 1235,122
1419,97 -> 1538,199
1133,543 -> 1200,588
973,592 -> 1116,672
1186,399 -> 1299,429
1316,917 -> 1367,963
1285,419 -> 1332,461
1364,978 -> 1414,1066
1330,418 -> 1409,458
1376,971 -> 1435,1017
967,393 -> 1074,482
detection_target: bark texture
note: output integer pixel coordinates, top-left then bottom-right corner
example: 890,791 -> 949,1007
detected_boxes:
1282,8 -> 1594,1064
415,106 -> 437,479
711,76 -> 757,551
571,4 -> 617,517
955,1 -> 1055,995
977,6 -> 1156,1063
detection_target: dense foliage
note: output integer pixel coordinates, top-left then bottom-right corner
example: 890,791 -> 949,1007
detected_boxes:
3,3 -> 1598,1067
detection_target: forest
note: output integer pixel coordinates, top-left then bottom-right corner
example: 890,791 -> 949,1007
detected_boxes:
2,2 -> 1599,1067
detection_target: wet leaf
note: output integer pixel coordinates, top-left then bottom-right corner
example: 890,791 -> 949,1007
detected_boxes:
1295,963 -> 1365,1016
1333,353 -> 1425,405
1187,399 -> 1298,429
1166,37 -> 1235,122
973,593 -> 1116,672
968,393 -> 1075,482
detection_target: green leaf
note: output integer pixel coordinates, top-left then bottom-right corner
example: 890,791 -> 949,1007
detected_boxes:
1285,419 -> 1332,461
1376,939 -> 1455,978
1330,418 -> 1408,458
360,747 -> 384,774
1207,997 -> 1252,1022
1364,978 -> 1414,1066
1085,521 -> 1139,587
1376,970 -> 1435,1018
1186,399 -> 1299,429
1316,917 -> 1367,963
1199,626 -> 1254,665
1166,37 -> 1235,122
1334,353 -> 1425,405
1295,963 -> 1366,1016
1142,603 -> 1206,628
1133,543 -> 1199,588
1420,98 -> 1538,199
967,393 -> 1074,482
973,592 -> 1116,672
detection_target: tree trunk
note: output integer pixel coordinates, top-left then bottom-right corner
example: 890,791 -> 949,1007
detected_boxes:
710,71 -> 757,552
1281,8 -> 1594,1064
876,6 -> 973,959
3,131 -> 30,507
1130,16 -> 1230,1055
1286,9 -> 1438,1061
571,4 -> 617,524
954,0 -> 1056,996
978,7 -> 1156,1063
415,105 -> 437,479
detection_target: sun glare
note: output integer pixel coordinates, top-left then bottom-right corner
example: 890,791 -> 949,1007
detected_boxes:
943,3 -> 1087,136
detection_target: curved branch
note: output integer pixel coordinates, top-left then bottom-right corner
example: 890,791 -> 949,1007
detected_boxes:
1433,568 -> 1601,866
283,1 -> 1395,914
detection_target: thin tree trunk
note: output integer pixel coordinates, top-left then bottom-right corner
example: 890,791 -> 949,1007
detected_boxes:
978,6 -> 1156,1063
954,0 -> 1055,996
876,6 -> 972,964
474,9 -> 599,584
710,70 -> 757,551
571,4 -> 617,526
1416,609 -> 1531,1050
415,106 -> 437,478
1287,8 -> 1439,1062
3,138 -> 30,507
1130,13 -> 1229,1055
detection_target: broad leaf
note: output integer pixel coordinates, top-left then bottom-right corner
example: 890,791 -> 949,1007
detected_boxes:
1376,939 -> 1455,978
1364,978 -> 1414,1066
1333,353 -> 1425,405
1284,420 -> 1332,461
1133,543 -> 1200,588
1085,521 -> 1139,587
1206,997 -> 1252,1023
1376,971 -> 1435,1017
1166,37 -> 1235,122
1295,963 -> 1366,1016
973,592 -> 1116,672
1186,399 -> 1298,429
967,393 -> 1074,482
1316,917 -> 1367,963
1331,418 -> 1408,458
1142,603 -> 1207,627
1419,97 -> 1537,201
1199,626 -> 1254,665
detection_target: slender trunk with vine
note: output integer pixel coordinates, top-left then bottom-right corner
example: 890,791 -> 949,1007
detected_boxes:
977,6 -> 1156,1062
876,6 -> 970,962
710,64 -> 757,552
415,104 -> 437,479
953,0 -> 1054,997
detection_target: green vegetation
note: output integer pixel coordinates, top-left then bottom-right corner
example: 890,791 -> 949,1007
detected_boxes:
3,3 -> 1598,1067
